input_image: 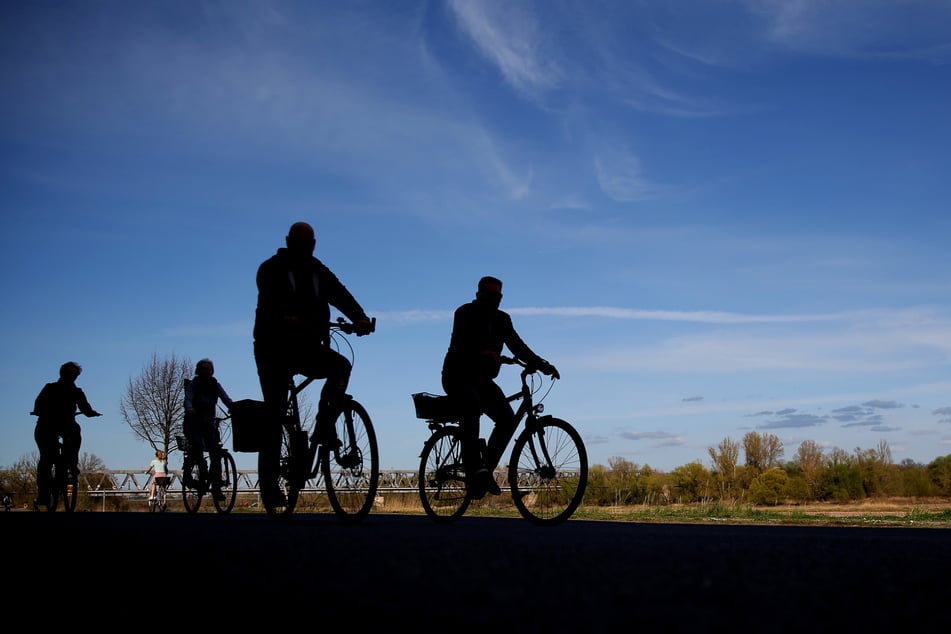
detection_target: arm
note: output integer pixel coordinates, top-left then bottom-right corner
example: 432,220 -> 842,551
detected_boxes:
75,387 -> 101,417
322,265 -> 370,326
217,383 -> 234,410
184,380 -> 195,414
501,314 -> 560,379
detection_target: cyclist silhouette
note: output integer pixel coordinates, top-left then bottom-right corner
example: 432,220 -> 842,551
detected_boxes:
183,358 -> 233,500
31,361 -> 101,508
442,276 -> 559,498
253,221 -> 373,506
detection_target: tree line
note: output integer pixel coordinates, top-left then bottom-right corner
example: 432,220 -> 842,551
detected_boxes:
585,432 -> 951,506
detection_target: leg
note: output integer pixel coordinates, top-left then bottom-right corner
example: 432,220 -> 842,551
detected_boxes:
34,425 -> 58,506
442,377 -> 500,497
300,345 -> 352,441
254,344 -> 291,503
440,379 -> 484,476
481,381 -> 518,471
63,421 -> 82,476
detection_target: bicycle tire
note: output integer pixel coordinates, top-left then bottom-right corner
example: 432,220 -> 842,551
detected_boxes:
46,461 -> 74,512
182,454 -> 204,514
47,465 -> 62,513
63,472 -> 78,512
213,450 -> 238,513
322,399 -> 379,523
418,426 -> 470,524
508,417 -> 588,526
263,420 -> 303,518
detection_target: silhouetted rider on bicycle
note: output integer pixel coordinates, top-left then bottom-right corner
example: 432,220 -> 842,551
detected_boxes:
31,361 -> 101,507
184,358 -> 233,500
442,276 -> 559,499
253,221 -> 373,506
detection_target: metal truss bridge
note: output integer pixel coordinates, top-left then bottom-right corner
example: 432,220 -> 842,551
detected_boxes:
68,467 -> 582,501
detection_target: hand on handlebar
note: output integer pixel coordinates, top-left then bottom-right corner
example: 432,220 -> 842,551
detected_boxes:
500,355 -> 560,379
541,363 -> 560,380
353,318 -> 375,336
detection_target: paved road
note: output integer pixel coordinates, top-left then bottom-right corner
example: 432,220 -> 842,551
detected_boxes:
9,511 -> 950,630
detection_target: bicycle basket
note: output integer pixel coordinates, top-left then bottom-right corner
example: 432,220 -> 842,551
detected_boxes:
412,392 -> 454,421
175,435 -> 190,452
229,399 -> 268,453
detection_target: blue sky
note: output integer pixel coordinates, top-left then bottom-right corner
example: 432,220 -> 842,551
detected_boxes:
2,1 -> 951,475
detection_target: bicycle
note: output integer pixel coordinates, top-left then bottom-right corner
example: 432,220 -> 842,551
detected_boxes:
32,435 -> 80,513
262,317 -> 379,522
148,476 -> 170,513
177,408 -> 238,514
414,355 -> 588,526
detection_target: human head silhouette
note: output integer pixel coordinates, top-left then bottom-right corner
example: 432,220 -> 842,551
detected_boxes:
196,358 -> 215,377
286,222 -> 316,260
475,276 -> 503,310
59,361 -> 81,382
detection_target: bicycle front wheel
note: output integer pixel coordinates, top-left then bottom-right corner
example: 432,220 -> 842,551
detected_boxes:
418,426 -> 470,524
508,417 -> 588,526
182,454 -> 204,514
322,399 -> 379,523
213,450 -> 238,514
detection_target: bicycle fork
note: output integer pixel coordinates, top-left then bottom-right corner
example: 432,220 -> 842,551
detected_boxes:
523,419 -> 558,480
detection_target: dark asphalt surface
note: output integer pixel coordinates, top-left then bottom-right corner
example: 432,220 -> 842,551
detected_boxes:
9,511 -> 950,630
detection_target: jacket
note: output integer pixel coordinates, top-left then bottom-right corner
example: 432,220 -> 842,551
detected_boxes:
253,247 -> 369,347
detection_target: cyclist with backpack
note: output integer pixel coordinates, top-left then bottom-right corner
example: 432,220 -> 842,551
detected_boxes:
183,358 -> 234,501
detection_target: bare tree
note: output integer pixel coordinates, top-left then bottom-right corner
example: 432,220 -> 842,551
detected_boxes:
120,352 -> 191,460
708,437 -> 739,500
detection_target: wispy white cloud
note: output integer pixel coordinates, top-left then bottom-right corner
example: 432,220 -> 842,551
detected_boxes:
447,0 -> 561,98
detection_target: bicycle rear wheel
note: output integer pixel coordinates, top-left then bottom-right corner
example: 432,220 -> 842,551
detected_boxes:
213,450 -> 238,513
182,454 -> 204,514
264,420 -> 305,518
418,426 -> 470,524
149,485 -> 166,513
508,417 -> 588,526
322,399 -> 379,523
63,472 -> 78,512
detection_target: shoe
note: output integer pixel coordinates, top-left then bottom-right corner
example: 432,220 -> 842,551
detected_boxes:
212,488 -> 225,501
470,468 -> 501,498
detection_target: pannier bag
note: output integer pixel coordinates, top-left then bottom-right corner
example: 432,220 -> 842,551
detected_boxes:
412,392 -> 456,421
230,399 -> 269,453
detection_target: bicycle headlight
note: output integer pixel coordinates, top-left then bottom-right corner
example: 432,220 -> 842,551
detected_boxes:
534,404 -> 544,415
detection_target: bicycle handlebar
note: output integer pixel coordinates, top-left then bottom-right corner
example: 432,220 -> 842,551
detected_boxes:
500,355 -> 559,380
331,316 -> 376,336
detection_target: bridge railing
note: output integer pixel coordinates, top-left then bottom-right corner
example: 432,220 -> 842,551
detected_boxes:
70,468 -> 582,498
